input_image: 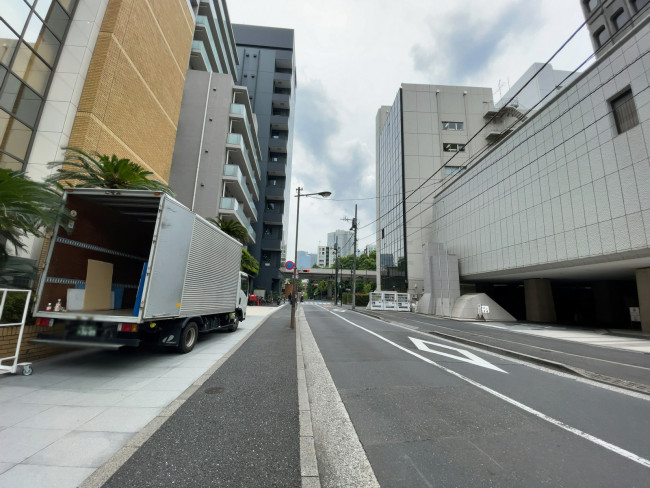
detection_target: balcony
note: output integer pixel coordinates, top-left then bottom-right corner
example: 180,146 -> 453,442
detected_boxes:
201,0 -> 238,76
261,238 -> 283,251
219,197 -> 256,243
194,15 -> 224,73
223,165 -> 258,221
230,103 -> 262,177
263,210 -> 284,225
267,161 -> 286,176
270,114 -> 289,130
265,184 -> 285,200
190,40 -> 214,71
272,92 -> 291,109
226,133 -> 259,198
268,136 -> 287,153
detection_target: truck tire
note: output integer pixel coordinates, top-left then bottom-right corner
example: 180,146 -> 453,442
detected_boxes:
178,322 -> 198,353
227,317 -> 239,332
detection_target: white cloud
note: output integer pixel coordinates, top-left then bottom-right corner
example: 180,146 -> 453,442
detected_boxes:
227,0 -> 593,256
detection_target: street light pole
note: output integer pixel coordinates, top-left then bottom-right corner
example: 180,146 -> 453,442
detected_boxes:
290,187 -> 331,329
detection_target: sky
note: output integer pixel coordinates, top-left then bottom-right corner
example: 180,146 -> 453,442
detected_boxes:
226,0 -> 595,260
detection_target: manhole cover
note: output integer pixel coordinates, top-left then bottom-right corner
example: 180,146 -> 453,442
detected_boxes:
204,387 -> 225,395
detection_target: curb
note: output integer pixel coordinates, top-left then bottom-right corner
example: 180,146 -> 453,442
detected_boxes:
78,310 -> 277,488
355,310 -> 650,396
296,305 -> 320,488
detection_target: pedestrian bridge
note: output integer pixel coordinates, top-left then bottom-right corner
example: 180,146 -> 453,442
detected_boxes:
279,267 -> 377,282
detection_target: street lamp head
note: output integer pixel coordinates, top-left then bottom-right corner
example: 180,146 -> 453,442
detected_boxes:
318,191 -> 332,198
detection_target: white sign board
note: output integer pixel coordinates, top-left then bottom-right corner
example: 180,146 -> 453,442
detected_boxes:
482,305 -> 490,314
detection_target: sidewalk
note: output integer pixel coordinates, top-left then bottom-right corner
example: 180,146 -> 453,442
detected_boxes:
0,306 -> 278,488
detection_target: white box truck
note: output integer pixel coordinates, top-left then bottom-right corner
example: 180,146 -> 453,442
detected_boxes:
32,189 -> 249,353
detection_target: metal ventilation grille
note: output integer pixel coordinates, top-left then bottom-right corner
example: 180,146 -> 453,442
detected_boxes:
180,218 -> 241,316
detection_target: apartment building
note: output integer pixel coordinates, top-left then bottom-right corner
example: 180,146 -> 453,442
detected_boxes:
232,24 -> 296,296
582,0 -> 649,57
169,0 -> 261,244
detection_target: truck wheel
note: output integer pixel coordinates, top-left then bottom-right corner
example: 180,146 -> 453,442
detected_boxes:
227,317 -> 239,332
178,322 -> 198,353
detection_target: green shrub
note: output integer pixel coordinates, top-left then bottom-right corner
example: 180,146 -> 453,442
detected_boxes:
341,293 -> 369,307
0,291 -> 32,324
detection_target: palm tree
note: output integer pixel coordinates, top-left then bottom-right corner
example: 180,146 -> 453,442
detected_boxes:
209,217 -> 259,276
46,147 -> 174,195
209,217 -> 249,244
0,168 -> 63,261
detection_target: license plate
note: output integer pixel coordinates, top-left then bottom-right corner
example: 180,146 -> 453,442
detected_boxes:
77,325 -> 96,337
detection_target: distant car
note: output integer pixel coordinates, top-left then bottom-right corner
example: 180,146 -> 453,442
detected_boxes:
248,294 -> 259,305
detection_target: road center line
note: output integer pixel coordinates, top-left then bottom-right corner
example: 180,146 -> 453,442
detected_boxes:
319,307 -> 650,470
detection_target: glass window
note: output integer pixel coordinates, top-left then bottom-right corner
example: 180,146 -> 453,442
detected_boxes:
594,26 -> 610,48
0,74 -> 42,126
0,20 -> 20,66
584,0 -> 598,11
34,0 -> 54,20
40,1 -> 68,39
612,8 -> 630,31
444,166 -> 466,175
611,89 -> 639,134
0,109 -> 32,159
58,0 -> 76,13
443,143 -> 465,152
0,0 -> 31,33
442,121 -> 463,131
12,41 -> 51,94
634,0 -> 650,12
24,15 -> 59,65
0,150 -> 24,170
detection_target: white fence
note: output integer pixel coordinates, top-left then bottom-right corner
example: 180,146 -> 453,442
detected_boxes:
369,292 -> 411,312
0,289 -> 33,375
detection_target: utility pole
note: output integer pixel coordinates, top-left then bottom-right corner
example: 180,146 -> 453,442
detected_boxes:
334,236 -> 339,305
351,205 -> 358,310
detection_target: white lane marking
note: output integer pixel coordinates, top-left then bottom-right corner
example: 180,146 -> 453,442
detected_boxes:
409,337 -> 507,373
471,322 -> 508,329
322,308 -> 650,470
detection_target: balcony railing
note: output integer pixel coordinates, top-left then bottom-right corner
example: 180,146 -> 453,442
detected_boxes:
190,40 -> 214,71
230,103 -> 261,177
195,16 -> 224,73
226,133 -> 260,191
223,164 -> 258,221
265,184 -> 285,199
219,197 -> 256,243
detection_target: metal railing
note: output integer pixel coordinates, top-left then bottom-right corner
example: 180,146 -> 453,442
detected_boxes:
0,288 -> 33,375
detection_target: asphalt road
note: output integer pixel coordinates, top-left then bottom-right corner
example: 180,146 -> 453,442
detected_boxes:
305,303 -> 650,487
102,306 -> 300,488
361,310 -> 650,390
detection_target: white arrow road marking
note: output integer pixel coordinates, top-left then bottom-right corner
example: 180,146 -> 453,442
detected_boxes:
409,337 -> 507,373
319,306 -> 650,469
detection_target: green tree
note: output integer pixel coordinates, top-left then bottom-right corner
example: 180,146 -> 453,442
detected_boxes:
210,217 -> 248,244
241,248 -> 259,276
0,168 -> 64,261
47,147 -> 173,195
209,217 -> 259,276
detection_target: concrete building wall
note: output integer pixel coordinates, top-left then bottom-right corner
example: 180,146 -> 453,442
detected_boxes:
581,0 -> 648,57
398,84 -> 495,295
432,16 -> 650,281
68,0 -> 194,182
169,71 -> 232,216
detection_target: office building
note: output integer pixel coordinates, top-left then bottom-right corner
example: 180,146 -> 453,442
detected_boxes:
317,245 -> 337,268
297,250 -> 317,268
375,84 -> 523,295
327,229 -> 354,257
232,24 -> 296,296
581,0 -> 649,57
169,0 -> 261,244
427,8 -> 650,331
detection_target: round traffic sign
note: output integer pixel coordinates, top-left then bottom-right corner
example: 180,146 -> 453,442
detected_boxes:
285,261 -> 295,270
